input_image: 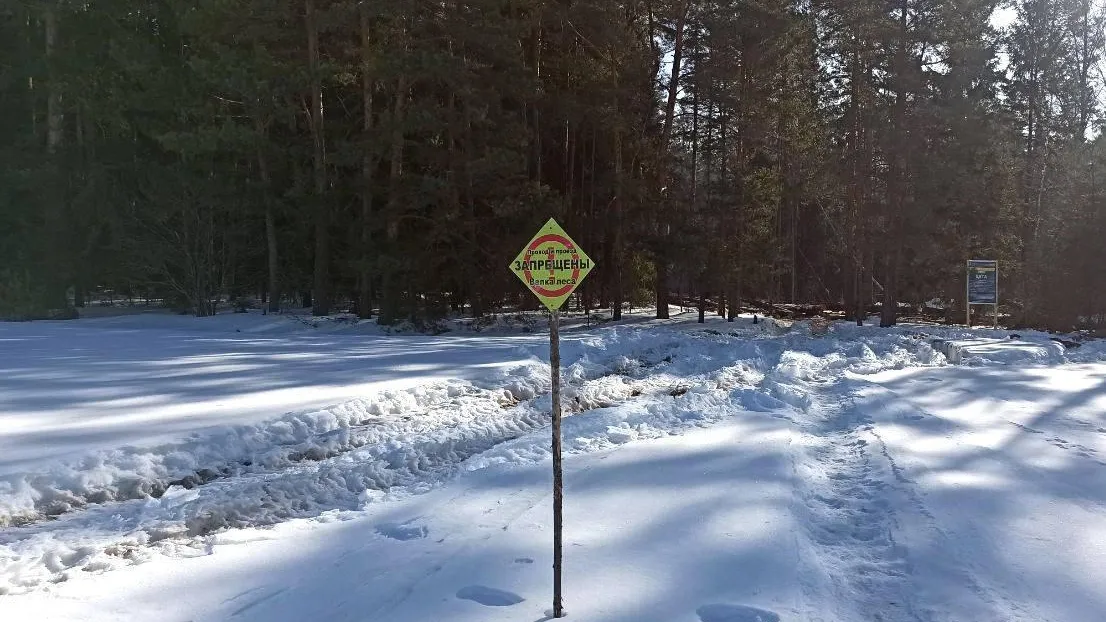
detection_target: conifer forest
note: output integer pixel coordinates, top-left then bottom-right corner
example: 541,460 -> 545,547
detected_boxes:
2,0 -> 1105,330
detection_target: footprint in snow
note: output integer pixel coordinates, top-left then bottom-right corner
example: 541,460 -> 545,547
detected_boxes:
456,585 -> 525,607
375,522 -> 428,541
697,604 -> 781,622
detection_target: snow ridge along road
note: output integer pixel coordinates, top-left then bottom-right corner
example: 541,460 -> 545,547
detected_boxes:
2,313 -> 1106,621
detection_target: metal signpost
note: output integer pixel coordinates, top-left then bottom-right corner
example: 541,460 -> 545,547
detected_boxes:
508,218 -> 594,619
966,259 -> 999,328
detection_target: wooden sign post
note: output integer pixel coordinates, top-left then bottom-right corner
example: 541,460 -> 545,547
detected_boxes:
509,218 -> 594,619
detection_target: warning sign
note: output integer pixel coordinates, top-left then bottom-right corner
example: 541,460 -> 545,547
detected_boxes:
509,218 -> 595,312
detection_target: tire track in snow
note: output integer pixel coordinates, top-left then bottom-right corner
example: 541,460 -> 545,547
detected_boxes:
791,381 -> 924,622
861,423 -> 1019,622
854,381 -> 1050,622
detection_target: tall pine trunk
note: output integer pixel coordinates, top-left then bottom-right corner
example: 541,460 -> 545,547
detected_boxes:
610,76 -> 624,322
655,263 -> 669,319
653,0 -> 689,320
358,5 -> 375,320
265,206 -> 279,313
44,3 -> 67,309
45,6 -> 61,154
306,0 -> 330,317
847,32 -> 867,327
381,68 -> 409,325
881,0 -> 908,328
528,17 -> 542,184
256,121 -> 280,314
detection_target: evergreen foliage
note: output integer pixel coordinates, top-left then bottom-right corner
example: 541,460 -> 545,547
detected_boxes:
2,0 -> 1103,330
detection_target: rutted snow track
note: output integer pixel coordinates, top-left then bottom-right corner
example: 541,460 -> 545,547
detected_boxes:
792,381 -> 923,622
1,319 -> 1022,598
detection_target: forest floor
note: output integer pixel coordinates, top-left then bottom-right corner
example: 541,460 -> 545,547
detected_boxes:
1,311 -> 1105,621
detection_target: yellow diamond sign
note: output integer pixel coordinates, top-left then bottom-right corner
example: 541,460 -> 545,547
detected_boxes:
509,218 -> 595,312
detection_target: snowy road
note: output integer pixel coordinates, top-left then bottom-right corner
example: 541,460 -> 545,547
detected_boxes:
2,313 -> 1106,621
857,365 -> 1106,621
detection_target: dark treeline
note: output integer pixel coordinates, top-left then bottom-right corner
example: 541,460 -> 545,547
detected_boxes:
2,0 -> 1105,329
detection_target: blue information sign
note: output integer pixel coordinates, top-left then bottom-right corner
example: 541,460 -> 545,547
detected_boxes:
967,260 -> 998,304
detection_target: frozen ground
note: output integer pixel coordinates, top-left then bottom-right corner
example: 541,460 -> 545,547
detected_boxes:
1,311 -> 1105,621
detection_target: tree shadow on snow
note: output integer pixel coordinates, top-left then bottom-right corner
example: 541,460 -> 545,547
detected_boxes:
851,365 -> 1106,619
111,422 -> 796,622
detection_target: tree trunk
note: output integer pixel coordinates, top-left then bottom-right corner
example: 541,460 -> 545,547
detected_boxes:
584,128 -> 597,315
660,0 -> 690,145
254,117 -> 280,314
880,253 -> 897,328
464,95 -> 481,318
1077,0 -> 1093,138
846,27 -> 868,328
42,4 -> 67,309
258,142 -> 280,315
380,65 -> 409,325
528,17 -> 543,184
655,261 -> 669,319
854,260 -> 864,326
653,0 -> 689,320
306,0 -> 330,317
880,0 -> 908,329
610,86 -> 624,322
44,6 -> 61,154
790,189 -> 798,303
358,4 -> 375,320
690,65 -> 699,204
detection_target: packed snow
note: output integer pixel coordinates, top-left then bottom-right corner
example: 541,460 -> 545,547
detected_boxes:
1,310 -> 1105,621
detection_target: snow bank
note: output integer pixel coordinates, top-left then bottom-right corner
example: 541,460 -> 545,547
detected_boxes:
469,323 -> 951,471
952,334 -> 1106,366
0,377 -> 533,525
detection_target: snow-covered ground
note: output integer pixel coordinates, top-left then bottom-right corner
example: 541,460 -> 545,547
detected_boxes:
1,311 -> 1105,621
0,312 -> 549,476
854,364 -> 1106,621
